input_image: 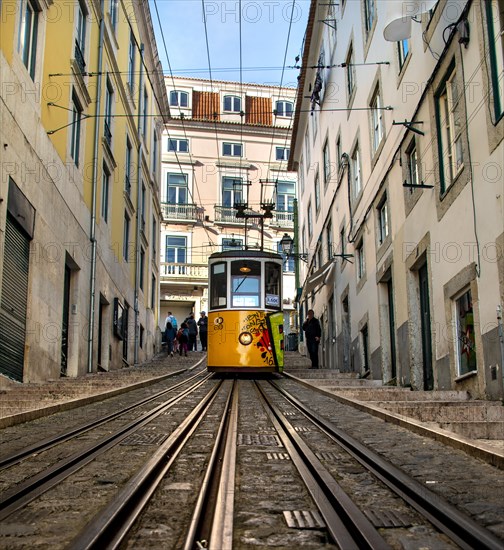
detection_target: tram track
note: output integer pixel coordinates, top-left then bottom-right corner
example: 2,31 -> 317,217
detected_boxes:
0,372 -> 213,522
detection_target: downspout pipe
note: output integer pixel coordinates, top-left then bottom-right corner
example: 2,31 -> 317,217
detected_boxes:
134,44 -> 145,365
87,12 -> 104,373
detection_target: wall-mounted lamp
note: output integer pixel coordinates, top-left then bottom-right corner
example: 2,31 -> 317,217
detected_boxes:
280,234 -> 308,263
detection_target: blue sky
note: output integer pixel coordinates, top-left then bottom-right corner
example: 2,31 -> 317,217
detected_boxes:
149,0 -> 310,88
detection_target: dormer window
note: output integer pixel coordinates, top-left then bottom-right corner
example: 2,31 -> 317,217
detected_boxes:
223,95 -> 241,112
170,90 -> 189,107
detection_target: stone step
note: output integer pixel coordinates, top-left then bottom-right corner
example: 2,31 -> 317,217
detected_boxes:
375,402 -> 504,422
331,389 -> 471,401
438,421 -> 504,440
317,379 -> 385,387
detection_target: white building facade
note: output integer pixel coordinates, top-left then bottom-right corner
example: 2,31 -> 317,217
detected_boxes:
161,77 -> 298,336
289,0 -> 503,399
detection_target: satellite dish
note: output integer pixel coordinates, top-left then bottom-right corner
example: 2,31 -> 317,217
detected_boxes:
383,1 -> 438,42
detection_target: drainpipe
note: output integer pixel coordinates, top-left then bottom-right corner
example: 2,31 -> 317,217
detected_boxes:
87,13 -> 104,373
134,44 -> 145,365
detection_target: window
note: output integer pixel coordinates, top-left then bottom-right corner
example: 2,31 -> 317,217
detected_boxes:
265,262 -> 281,309
336,135 -> 342,173
278,241 -> 294,272
307,202 -> 313,237
142,87 -> 148,139
211,262 -> 227,309
223,95 -> 241,112
304,128 -> 311,169
151,274 -> 156,309
378,198 -> 389,244
314,171 -> 320,213
364,0 -> 375,36
276,181 -> 295,214
370,87 -> 384,154
222,238 -> 243,251
361,324 -> 369,372
398,39 -> 409,71
356,239 -> 365,279
141,184 -> 146,231
125,137 -> 132,194
140,247 -> 145,291
455,288 -> 476,376
165,236 -> 187,265
351,146 -> 361,198
152,216 -> 157,256
223,142 -> 243,157
75,0 -> 86,72
70,91 -> 83,166
485,0 -> 504,120
170,90 -> 189,107
407,139 -> 419,186
299,157 -> 305,193
101,164 -> 110,222
167,173 -> 188,204
323,139 -> 331,185
340,226 -> 346,256
140,325 -> 144,349
18,0 -> 38,79
275,100 -> 293,117
104,77 -> 113,146
231,260 -> 260,308
222,176 -> 243,207
152,131 -> 158,175
346,45 -> 355,98
168,138 -> 189,152
109,0 -> 118,31
128,31 -> 135,91
123,212 -> 130,260
326,220 -> 332,261
436,65 -> 464,192
276,147 -> 290,161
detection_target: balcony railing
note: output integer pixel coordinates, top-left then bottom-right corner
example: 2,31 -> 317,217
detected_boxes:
74,40 -> 86,73
161,203 -> 200,222
214,205 -> 246,224
270,210 -> 295,228
160,263 -> 208,280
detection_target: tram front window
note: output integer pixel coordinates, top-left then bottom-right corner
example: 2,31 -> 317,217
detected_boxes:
210,262 -> 227,309
231,260 -> 261,308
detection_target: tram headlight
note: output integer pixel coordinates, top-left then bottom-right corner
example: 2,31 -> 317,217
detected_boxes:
239,331 -> 253,346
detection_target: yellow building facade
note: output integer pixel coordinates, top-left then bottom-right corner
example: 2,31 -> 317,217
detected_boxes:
0,0 -> 168,384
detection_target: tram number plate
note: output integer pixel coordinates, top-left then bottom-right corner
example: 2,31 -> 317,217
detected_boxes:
266,294 -> 280,307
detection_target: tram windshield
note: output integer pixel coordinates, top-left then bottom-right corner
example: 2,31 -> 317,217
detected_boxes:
210,262 -> 227,309
231,260 -> 260,308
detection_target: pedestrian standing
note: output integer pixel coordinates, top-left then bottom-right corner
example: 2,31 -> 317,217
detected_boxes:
164,321 -> 176,357
177,322 -> 189,356
197,311 -> 208,351
186,313 -> 198,351
302,309 -> 321,369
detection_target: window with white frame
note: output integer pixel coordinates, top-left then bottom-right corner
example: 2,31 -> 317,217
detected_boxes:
326,220 -> 332,261
165,236 -> 187,265
101,164 -> 110,223
276,180 -> 295,217
109,0 -> 118,32
351,145 -> 361,198
222,176 -> 243,207
128,30 -> 135,91
104,77 -> 114,146
168,138 -> 189,152
275,100 -> 293,117
167,173 -> 188,204
356,239 -> 365,279
70,91 -> 83,167
299,157 -> 305,194
364,0 -> 375,37
314,171 -> 321,213
485,0 -> 504,120
152,131 -> 158,175
223,142 -> 243,157
323,139 -> 331,185
346,44 -> 355,98
304,128 -> 311,169
340,226 -> 346,256
276,147 -> 290,161
18,0 -> 39,79
142,87 -> 148,139
398,39 -> 409,71
170,90 -> 189,107
123,212 -> 130,260
307,201 -> 313,237
141,183 -> 146,231
377,197 -> 389,244
336,135 -> 342,173
370,86 -> 384,154
223,95 -> 241,112
222,238 -> 243,251
125,137 -> 132,194
407,139 -> 419,186
140,247 -> 145,290
454,288 -> 477,376
75,0 -> 87,72
436,65 -> 464,192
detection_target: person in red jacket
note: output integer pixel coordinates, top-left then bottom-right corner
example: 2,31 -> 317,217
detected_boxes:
302,309 -> 321,369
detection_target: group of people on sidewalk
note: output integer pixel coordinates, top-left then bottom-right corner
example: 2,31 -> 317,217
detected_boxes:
164,311 -> 208,357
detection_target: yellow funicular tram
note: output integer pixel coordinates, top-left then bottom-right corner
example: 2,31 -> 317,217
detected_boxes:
207,249 -> 284,373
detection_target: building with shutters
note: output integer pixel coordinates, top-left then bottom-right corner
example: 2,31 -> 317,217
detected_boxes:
160,77 -> 298,335
288,0 -> 503,399
0,0 -> 168,384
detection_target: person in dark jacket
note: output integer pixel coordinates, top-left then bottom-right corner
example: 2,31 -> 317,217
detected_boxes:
164,321 -> 177,357
302,309 -> 322,369
197,311 -> 208,351
186,313 -> 198,351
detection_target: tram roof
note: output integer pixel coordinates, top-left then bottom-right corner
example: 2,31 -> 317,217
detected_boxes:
209,249 -> 283,261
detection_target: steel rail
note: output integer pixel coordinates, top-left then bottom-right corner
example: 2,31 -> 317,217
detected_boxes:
182,380 -> 238,550
271,380 -> 504,550
0,369 -> 207,470
68,380 -> 226,550
255,381 -> 391,550
0,374 -> 213,521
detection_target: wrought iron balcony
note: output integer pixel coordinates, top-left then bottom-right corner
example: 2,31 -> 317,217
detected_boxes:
161,203 -> 200,222
270,209 -> 295,228
74,40 -> 86,73
160,263 -> 208,281
214,205 -> 246,225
